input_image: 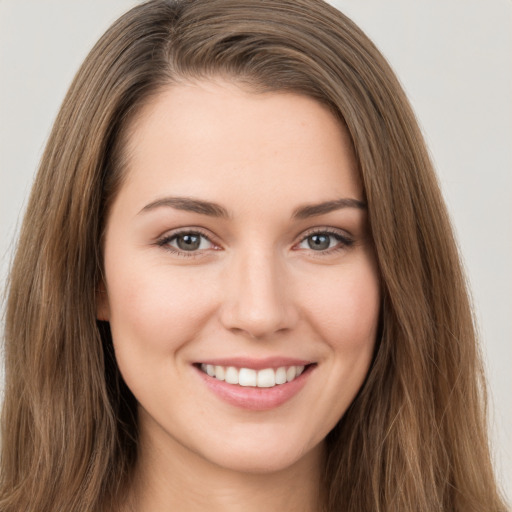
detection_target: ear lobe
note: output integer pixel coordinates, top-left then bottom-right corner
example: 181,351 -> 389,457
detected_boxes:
96,280 -> 110,321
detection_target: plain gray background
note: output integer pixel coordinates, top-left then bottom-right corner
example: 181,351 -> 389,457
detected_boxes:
1,0 -> 510,499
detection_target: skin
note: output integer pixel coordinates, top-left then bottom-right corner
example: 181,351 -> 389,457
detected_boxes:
98,79 -> 381,512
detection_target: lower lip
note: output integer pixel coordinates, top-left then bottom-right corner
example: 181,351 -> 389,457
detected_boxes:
195,365 -> 314,411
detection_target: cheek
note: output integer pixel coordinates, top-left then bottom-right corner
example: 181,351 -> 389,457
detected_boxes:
301,262 -> 381,350
310,262 -> 380,415
105,258 -> 219,356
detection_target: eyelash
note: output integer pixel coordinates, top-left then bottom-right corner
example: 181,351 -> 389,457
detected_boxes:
156,228 -> 218,259
297,229 -> 354,255
156,228 -> 354,258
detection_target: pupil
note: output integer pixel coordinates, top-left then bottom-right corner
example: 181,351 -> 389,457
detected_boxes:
177,234 -> 200,251
308,234 -> 330,250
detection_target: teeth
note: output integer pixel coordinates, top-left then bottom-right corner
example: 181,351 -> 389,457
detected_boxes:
225,366 -> 239,385
200,364 -> 306,388
214,365 -> 225,381
286,366 -> 296,382
275,367 -> 287,385
257,368 -> 275,388
239,368 -> 257,387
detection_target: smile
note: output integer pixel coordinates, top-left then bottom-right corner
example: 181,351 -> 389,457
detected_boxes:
199,363 -> 305,388
194,359 -> 316,410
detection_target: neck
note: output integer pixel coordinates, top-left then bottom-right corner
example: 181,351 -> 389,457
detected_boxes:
123,420 -> 325,512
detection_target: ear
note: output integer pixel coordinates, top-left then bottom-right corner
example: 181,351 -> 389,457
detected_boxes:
96,280 -> 110,321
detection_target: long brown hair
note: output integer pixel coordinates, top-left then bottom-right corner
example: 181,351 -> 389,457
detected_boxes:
1,1 -> 508,510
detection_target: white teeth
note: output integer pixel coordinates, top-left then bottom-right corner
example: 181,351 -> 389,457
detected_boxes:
275,367 -> 287,385
200,364 -> 309,388
225,366 -> 239,385
257,368 -> 276,388
214,365 -> 225,381
239,368 -> 257,387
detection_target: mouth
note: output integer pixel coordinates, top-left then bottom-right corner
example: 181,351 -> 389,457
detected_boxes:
197,363 -> 312,388
194,361 -> 316,410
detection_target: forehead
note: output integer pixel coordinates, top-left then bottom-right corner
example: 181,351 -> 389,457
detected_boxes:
118,79 -> 362,213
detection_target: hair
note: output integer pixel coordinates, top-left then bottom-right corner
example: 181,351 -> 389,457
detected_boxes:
1,0 -> 508,511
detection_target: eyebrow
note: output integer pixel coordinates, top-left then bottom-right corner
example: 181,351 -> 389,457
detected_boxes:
139,197 -> 230,218
292,198 -> 366,219
138,196 -> 366,219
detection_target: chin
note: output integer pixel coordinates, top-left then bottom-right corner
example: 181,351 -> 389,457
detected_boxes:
196,432 -> 325,475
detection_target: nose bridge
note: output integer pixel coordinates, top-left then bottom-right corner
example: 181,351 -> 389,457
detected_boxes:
220,244 -> 297,338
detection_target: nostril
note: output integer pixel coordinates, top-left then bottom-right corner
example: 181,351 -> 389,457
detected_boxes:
219,299 -> 299,339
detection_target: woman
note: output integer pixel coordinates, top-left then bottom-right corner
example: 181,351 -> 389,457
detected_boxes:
0,0 -> 508,510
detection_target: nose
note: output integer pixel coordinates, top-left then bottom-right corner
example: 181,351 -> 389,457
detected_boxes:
219,249 -> 299,339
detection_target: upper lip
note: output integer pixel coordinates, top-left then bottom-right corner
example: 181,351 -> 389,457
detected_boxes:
194,357 -> 314,370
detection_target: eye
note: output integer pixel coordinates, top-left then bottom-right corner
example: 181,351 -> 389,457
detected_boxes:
157,230 -> 216,254
297,230 -> 353,252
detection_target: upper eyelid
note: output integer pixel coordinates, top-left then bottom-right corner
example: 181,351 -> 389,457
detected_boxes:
297,226 -> 353,241
156,226 -> 217,243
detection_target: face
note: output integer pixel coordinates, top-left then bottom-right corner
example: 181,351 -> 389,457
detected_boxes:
99,80 -> 380,475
